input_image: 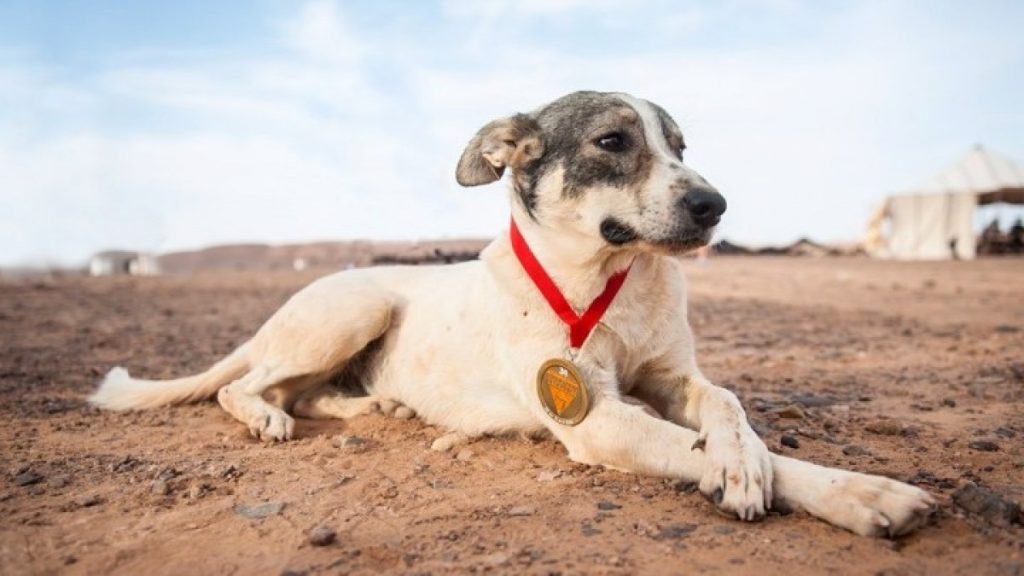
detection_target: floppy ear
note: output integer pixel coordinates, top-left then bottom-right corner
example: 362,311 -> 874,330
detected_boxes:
456,114 -> 544,187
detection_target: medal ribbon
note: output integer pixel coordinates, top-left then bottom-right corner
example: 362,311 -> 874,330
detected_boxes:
510,218 -> 633,349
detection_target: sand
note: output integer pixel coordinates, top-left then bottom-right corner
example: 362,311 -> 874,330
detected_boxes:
1,256 -> 1022,575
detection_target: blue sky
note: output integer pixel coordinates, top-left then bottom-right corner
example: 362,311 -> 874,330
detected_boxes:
1,0 -> 1022,265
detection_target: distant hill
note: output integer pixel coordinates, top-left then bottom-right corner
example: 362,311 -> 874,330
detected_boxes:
157,239 -> 492,274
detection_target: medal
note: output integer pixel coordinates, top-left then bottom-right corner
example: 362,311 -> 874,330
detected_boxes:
510,219 -> 633,427
536,358 -> 590,425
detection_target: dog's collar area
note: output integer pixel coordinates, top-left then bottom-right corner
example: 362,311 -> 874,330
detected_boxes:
509,218 -> 633,349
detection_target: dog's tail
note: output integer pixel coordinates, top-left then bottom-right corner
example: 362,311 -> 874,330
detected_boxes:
89,342 -> 251,411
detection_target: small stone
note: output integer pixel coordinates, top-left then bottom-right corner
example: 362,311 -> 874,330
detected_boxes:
14,472 -> 43,487
597,501 -> 621,511
234,501 -> 286,519
994,427 -> 1016,439
655,524 -> 698,540
508,505 -> 535,517
381,486 -> 399,499
537,470 -> 561,482
151,478 -> 171,496
674,481 -> 698,494
781,435 -> 800,449
843,444 -> 871,456
77,494 -> 103,507
713,525 -> 736,535
941,398 -> 957,408
953,483 -> 1020,527
968,439 -> 1000,452
865,419 -> 904,436
47,475 -> 69,489
331,435 -> 370,453
994,324 -> 1019,334
308,526 -> 336,547
775,405 -> 805,419
455,448 -> 474,461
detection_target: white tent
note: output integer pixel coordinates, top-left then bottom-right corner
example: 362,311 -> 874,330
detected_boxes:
867,145 -> 1024,260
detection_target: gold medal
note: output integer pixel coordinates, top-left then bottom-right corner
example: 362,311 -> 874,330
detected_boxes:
536,358 -> 590,426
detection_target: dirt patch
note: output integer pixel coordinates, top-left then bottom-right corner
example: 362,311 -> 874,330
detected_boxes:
1,257 -> 1022,574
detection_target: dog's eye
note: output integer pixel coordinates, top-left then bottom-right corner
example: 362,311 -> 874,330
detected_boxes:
596,133 -> 627,152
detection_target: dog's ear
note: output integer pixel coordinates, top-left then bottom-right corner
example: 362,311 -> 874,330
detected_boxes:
456,114 -> 544,187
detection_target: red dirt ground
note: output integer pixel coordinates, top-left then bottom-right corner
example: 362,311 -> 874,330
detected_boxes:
1,256 -> 1022,575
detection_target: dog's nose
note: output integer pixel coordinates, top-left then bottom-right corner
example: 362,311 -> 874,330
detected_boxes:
680,186 -> 727,227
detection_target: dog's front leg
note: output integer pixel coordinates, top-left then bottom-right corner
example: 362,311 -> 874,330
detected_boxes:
548,364 -> 765,521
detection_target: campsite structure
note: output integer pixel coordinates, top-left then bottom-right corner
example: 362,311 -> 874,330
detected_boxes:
866,145 -> 1024,260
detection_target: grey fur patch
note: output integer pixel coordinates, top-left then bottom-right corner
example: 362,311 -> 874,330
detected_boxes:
519,91 -> 656,201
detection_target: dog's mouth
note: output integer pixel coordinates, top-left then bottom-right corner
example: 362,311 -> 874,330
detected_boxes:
600,217 -> 714,253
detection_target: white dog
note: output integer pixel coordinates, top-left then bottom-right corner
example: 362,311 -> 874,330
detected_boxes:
91,91 -> 935,537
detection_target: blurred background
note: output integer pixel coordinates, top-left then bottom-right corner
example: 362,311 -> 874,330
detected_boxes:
1,0 -> 1022,271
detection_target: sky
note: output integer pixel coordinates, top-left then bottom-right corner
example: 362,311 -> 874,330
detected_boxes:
1,0 -> 1022,266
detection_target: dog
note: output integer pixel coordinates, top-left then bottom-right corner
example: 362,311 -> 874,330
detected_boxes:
90,91 -> 935,537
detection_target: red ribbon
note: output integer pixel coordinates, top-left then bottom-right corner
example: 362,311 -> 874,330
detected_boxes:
510,219 -> 633,349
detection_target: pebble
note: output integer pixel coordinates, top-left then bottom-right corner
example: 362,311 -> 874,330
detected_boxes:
331,435 -> 370,453
865,419 -> 904,436
393,406 -> 415,420
47,475 -> 69,490
537,470 -> 561,482
781,435 -> 800,449
775,405 -> 805,419
77,494 -> 103,507
455,448 -> 474,461
308,526 -> 336,547
953,483 -> 1021,527
968,439 -> 1000,452
842,444 -> 871,456
151,478 -> 171,496
507,505 -> 536,517
597,501 -> 622,511
233,501 -> 286,519
14,472 -> 43,487
941,398 -> 957,408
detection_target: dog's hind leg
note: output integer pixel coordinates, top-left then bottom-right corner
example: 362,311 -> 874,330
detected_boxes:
218,367 -> 299,441
292,387 -> 382,420
217,280 -> 397,441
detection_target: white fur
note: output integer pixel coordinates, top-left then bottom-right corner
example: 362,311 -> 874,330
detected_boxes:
90,93 -> 934,537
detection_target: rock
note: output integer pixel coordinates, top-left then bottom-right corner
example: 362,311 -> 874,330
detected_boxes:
597,501 -> 622,511
842,444 -> 871,456
47,475 -> 69,489
331,435 -> 370,453
953,483 -> 1021,527
713,525 -> 736,535
308,526 -> 336,547
968,439 -> 1000,452
77,494 -> 103,507
781,435 -> 800,449
865,419 -> 904,436
994,427 -> 1016,439
791,394 -> 836,408
655,524 -> 698,540
507,505 -> 535,517
393,406 -> 415,420
994,324 -> 1019,334
775,405 -> 805,419
455,448 -> 474,461
14,472 -> 43,486
151,478 -> 171,496
674,481 -> 698,494
581,523 -> 601,536
234,501 -> 286,519
381,486 -> 399,499
537,470 -> 561,482
941,398 -> 957,408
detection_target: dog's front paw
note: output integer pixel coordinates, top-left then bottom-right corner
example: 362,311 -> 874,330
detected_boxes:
817,471 -> 936,537
695,426 -> 773,521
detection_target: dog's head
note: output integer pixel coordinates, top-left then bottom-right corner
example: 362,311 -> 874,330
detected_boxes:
457,91 -> 725,252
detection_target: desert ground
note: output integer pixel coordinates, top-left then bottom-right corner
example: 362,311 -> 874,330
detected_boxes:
1,256 -> 1022,575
